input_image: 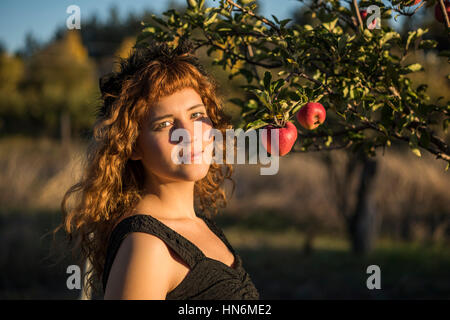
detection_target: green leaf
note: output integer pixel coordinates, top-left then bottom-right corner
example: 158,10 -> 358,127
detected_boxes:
241,108 -> 258,117
276,87 -> 290,100
405,28 -> 429,51
378,124 -> 389,136
371,102 -> 384,111
261,91 -> 273,111
419,130 -> 430,148
338,34 -> 349,54
151,14 -> 168,27
325,136 -> 333,147
280,18 -> 292,28
142,26 -> 156,33
291,101 -> 305,115
348,131 -> 365,140
406,63 -> 423,73
246,99 -> 258,109
409,134 -> 421,157
418,39 -> 438,49
444,118 -> 450,131
386,100 -> 400,112
322,17 -> 339,32
285,90 -> 301,102
272,79 -> 285,94
411,148 -> 421,157
336,111 -> 346,120
363,29 -> 372,39
250,88 -> 273,111
240,69 -> 254,83
263,71 -> 272,91
286,58 -> 296,65
416,28 -> 428,38
343,87 -> 348,98
405,30 -> 416,51
271,15 -> 280,24
245,119 -> 268,132
204,12 -> 218,26
379,32 -> 399,47
312,94 -> 324,103
349,88 -> 355,99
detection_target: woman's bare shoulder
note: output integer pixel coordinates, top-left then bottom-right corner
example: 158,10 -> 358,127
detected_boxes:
104,232 -> 174,300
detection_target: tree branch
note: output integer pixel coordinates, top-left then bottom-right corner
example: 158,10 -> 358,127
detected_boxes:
352,0 -> 364,33
346,103 -> 450,163
297,124 -> 372,139
292,140 -> 354,153
245,42 -> 261,82
224,0 -> 282,36
311,1 -> 358,32
202,33 -> 282,68
438,0 -> 450,28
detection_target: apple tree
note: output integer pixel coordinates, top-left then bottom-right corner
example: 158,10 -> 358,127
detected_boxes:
135,0 -> 450,253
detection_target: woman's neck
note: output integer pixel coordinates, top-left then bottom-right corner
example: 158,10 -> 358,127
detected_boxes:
134,179 -> 197,221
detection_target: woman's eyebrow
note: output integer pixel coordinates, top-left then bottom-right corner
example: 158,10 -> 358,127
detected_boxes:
149,104 -> 205,123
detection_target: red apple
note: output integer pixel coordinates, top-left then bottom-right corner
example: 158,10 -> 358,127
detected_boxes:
359,10 -> 378,29
360,10 -> 368,20
261,121 -> 298,156
404,0 -> 422,6
296,102 -> 326,130
435,0 -> 450,23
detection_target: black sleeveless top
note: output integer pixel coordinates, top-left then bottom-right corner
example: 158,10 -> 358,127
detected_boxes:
102,213 -> 260,300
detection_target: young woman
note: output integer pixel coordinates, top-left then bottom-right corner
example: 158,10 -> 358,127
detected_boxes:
59,39 -> 260,300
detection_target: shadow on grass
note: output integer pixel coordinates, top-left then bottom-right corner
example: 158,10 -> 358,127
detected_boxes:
215,211 -> 450,299
235,244 -> 450,299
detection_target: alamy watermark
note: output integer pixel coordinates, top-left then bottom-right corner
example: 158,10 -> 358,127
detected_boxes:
366,265 -> 381,289
170,121 -> 281,175
362,5 -> 382,30
66,5 -> 81,30
66,264 -> 81,290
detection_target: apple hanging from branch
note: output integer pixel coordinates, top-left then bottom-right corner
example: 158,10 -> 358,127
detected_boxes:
243,71 -> 328,156
261,121 -> 298,156
295,102 -> 327,130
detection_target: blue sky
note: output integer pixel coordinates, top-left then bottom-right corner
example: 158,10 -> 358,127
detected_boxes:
0,0 -> 310,53
0,0 -> 412,53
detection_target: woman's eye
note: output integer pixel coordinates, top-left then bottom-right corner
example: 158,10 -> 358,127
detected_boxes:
153,112 -> 207,130
192,112 -> 206,119
154,121 -> 171,130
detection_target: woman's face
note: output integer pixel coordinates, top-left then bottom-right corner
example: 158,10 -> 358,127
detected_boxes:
132,87 -> 214,184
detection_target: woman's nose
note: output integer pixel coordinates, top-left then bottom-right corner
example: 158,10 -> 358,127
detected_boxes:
170,119 -> 200,145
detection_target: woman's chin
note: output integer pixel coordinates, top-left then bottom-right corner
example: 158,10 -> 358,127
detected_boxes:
176,162 -> 211,181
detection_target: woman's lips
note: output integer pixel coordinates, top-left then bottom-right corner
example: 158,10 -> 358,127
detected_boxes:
190,150 -> 204,160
